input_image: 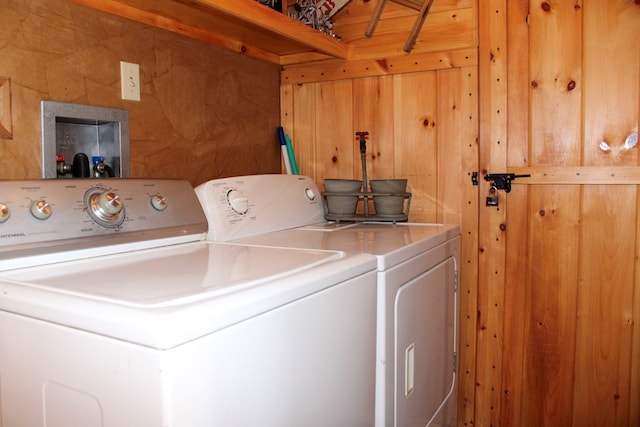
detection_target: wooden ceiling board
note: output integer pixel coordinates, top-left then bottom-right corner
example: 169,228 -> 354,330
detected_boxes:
332,0 -> 473,25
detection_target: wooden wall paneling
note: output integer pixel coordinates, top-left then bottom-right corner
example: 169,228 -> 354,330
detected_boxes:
315,80 -> 355,183
574,2 -> 640,426
519,1 -> 583,425
434,68 -> 463,212
574,185 -> 636,427
523,185 -> 580,426
634,184 -> 640,427
636,37 -> 640,427
499,0 -> 530,425
281,48 -> 478,85
636,39 -> 640,427
476,0 -> 508,425
436,65 -> 479,425
507,166 -> 640,184
352,76 -> 396,181
582,0 -> 639,167
392,71 -> 437,222
286,83 -> 319,180
499,184 -> 528,427
529,0 -> 582,167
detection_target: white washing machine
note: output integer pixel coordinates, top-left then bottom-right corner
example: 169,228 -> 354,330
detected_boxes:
0,178 -> 378,427
195,174 -> 460,427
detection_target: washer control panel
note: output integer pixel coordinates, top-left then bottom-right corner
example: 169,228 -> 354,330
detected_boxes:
194,174 -> 325,242
0,179 -> 207,262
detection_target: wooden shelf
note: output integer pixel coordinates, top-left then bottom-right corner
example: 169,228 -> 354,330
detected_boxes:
69,0 -> 348,64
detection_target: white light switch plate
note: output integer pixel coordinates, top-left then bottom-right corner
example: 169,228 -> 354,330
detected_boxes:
120,61 -> 140,101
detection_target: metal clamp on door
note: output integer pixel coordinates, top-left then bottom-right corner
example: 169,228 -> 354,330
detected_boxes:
483,173 -> 530,207
484,173 -> 531,193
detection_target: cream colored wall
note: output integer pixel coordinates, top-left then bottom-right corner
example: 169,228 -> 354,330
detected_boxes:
0,0 -> 281,184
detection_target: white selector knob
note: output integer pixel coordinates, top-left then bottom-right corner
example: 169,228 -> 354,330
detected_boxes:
230,196 -> 249,214
227,189 -> 249,214
0,202 -> 10,223
30,199 -> 52,220
151,194 -> 168,211
97,192 -> 123,216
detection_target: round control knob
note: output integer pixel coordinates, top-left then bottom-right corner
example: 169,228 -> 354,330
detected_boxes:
229,197 -> 249,214
30,199 -> 52,220
96,192 -> 123,216
151,194 -> 168,211
86,189 -> 125,227
227,189 -> 249,215
0,202 -> 10,223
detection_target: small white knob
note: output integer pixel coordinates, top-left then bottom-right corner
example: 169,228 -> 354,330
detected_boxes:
30,199 -> 52,220
151,194 -> 168,211
0,202 -> 10,223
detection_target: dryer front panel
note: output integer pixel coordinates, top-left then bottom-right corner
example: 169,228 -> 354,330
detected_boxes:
394,257 -> 457,427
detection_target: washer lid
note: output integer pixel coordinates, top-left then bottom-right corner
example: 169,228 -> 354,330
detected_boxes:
0,241 -> 376,349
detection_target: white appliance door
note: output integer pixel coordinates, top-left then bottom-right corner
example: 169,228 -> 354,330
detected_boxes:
395,257 -> 457,427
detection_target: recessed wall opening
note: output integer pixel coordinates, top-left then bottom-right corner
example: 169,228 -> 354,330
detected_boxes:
41,101 -> 130,179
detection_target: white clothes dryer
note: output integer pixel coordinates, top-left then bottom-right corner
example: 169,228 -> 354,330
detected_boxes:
195,174 -> 461,427
0,178 -> 377,427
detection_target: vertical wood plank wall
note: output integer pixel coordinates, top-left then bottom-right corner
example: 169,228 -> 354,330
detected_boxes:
281,61 -> 480,425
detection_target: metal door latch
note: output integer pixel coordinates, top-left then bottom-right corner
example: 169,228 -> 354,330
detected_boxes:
483,173 -> 530,193
471,172 -> 479,186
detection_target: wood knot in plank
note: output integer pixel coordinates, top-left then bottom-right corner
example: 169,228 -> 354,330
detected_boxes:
375,59 -> 389,72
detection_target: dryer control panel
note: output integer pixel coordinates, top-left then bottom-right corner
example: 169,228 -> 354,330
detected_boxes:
195,175 -> 325,242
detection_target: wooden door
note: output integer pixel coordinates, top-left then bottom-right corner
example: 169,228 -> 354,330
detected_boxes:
477,1 -> 640,426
